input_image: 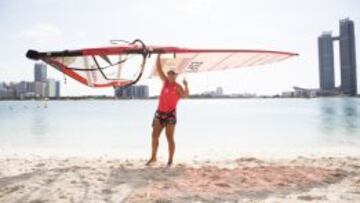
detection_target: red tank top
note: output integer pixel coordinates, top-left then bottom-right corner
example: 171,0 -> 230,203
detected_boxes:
158,81 -> 181,112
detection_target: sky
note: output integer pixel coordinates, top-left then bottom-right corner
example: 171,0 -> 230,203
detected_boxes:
0,0 -> 359,96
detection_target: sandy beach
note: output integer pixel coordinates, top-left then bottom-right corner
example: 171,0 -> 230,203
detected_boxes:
0,156 -> 359,203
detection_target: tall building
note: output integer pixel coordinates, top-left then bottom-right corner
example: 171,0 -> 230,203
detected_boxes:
318,32 -> 335,90
318,18 -> 358,96
339,18 -> 357,96
55,81 -> 61,98
46,79 -> 57,98
34,63 -> 47,82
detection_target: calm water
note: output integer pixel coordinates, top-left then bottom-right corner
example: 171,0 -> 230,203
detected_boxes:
0,98 -> 360,158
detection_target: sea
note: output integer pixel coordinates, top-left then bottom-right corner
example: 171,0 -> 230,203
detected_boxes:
0,98 -> 360,159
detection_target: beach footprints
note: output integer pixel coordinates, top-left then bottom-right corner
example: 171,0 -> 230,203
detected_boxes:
0,158 -> 356,202
0,166 -> 94,203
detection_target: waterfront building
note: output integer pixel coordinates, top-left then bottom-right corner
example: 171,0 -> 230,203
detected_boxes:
339,18 -> 357,96
34,63 -> 47,82
318,32 -> 335,90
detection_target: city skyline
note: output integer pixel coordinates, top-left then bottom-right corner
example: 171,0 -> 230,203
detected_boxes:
0,0 -> 359,96
0,63 -> 60,99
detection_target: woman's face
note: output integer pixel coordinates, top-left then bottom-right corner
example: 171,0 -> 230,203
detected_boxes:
167,71 -> 177,82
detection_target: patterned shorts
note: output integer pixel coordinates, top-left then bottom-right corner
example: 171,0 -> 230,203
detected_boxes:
152,110 -> 177,127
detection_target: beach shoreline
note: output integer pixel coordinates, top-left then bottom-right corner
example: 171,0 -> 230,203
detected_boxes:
1,155 -> 359,202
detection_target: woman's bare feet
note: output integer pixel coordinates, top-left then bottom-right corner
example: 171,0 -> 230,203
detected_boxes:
146,158 -> 157,166
167,159 -> 173,167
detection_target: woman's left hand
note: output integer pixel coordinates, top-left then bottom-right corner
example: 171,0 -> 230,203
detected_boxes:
183,78 -> 188,86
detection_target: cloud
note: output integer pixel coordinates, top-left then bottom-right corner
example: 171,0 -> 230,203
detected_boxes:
20,24 -> 62,42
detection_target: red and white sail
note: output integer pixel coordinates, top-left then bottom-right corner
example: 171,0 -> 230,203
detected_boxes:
26,41 -> 298,88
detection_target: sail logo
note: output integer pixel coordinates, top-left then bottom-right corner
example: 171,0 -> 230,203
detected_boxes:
187,61 -> 203,72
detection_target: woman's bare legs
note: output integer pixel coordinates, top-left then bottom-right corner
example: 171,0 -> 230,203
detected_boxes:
165,124 -> 176,166
146,120 -> 163,165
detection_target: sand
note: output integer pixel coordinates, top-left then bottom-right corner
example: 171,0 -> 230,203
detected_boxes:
0,156 -> 360,203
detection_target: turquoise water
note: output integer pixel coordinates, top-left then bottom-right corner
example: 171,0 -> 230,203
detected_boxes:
0,98 -> 359,158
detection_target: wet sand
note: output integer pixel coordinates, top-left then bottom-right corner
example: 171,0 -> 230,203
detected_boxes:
0,156 -> 359,202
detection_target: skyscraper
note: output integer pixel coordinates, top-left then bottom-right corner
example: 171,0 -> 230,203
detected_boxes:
339,18 -> 357,96
46,79 -> 57,98
55,81 -> 61,98
318,18 -> 358,96
318,32 -> 335,90
34,63 -> 47,82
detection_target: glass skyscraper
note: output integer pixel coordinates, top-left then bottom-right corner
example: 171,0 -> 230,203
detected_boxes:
339,18 -> 357,96
318,18 -> 357,96
318,32 -> 335,90
55,81 -> 61,98
34,63 -> 47,82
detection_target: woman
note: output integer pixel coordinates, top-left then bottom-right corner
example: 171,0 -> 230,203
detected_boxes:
147,54 -> 189,166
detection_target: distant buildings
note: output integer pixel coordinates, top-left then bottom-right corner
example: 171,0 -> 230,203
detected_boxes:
282,87 -> 342,98
0,82 -> 15,99
114,85 -> 149,99
0,63 -> 60,100
215,87 -> 224,96
201,86 -> 224,97
318,18 -> 358,96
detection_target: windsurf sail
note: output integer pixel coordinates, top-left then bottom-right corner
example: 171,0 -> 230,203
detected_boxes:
151,48 -> 298,76
26,39 -> 298,88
